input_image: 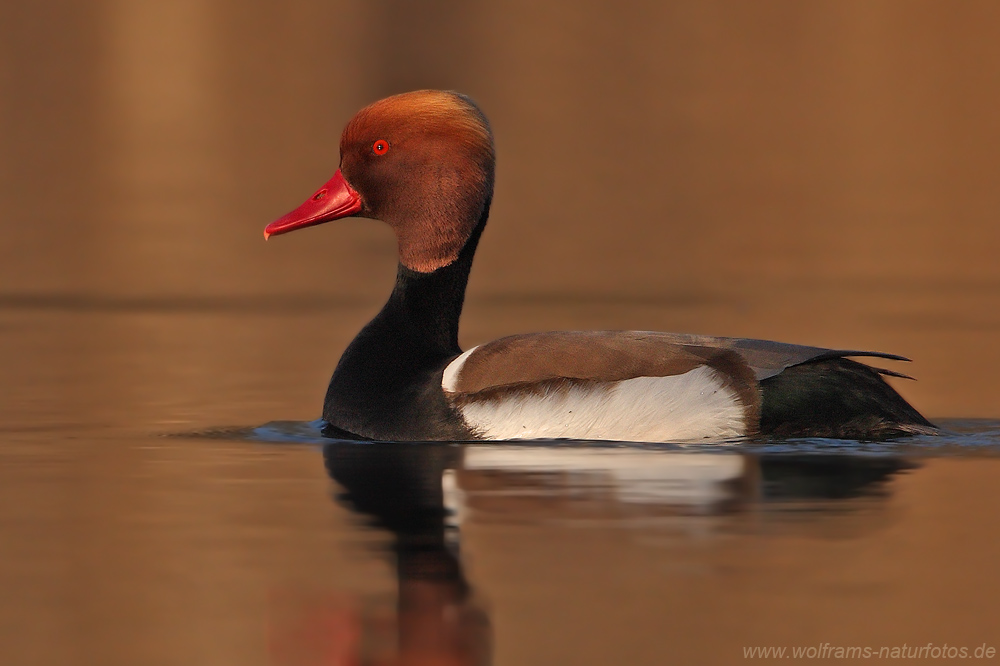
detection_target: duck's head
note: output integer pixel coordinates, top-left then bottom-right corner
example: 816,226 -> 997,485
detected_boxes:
264,90 -> 496,273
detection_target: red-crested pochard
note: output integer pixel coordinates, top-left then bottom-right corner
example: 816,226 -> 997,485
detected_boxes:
264,90 -> 934,443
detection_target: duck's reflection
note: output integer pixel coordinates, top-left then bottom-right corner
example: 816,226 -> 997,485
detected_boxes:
456,446 -> 913,517
323,442 -> 490,666
298,441 -> 913,665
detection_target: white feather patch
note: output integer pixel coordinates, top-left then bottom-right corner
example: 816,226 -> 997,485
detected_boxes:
442,346 -> 478,393
457,365 -> 746,443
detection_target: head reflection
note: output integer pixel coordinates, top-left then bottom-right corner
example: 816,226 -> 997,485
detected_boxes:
323,442 -> 489,666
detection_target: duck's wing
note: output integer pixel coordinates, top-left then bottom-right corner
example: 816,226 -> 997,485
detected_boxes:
443,330 -> 907,393
664,332 -> 913,380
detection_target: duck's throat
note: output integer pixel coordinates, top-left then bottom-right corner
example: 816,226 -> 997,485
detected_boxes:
395,220 -> 473,274
391,191 -> 490,274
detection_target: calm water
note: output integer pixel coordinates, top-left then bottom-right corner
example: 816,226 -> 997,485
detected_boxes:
4,1 -> 1000,663
2,303 -> 999,665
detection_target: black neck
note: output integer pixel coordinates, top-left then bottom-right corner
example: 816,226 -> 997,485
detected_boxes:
322,203 -> 489,440
375,207 -> 486,358
384,235 -> 480,356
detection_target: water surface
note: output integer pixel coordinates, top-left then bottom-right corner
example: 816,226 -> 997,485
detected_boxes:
4,1 -> 1000,663
2,303 -> 999,665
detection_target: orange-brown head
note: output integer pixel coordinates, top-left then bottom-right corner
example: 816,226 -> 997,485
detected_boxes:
265,91 -> 496,273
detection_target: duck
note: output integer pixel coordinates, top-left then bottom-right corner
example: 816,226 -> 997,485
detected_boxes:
264,90 -> 934,443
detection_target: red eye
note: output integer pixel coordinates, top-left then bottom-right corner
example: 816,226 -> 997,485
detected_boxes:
372,139 -> 389,155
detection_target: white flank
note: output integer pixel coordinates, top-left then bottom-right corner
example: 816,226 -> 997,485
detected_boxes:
441,346 -> 479,393
457,365 -> 745,443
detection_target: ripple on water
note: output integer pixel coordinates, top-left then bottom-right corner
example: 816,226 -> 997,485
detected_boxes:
186,418 -> 1000,458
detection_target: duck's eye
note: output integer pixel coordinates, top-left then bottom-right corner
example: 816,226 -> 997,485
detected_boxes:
372,139 -> 389,155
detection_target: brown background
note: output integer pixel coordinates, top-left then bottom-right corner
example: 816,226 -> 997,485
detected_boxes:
2,3 -> 1000,665
2,1 -> 999,420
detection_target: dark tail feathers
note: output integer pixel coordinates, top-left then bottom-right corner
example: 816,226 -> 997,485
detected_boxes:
759,357 -> 935,440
